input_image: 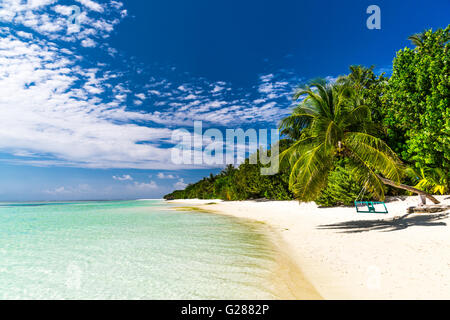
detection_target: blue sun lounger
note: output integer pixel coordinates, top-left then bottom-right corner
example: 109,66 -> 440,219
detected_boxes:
354,201 -> 388,214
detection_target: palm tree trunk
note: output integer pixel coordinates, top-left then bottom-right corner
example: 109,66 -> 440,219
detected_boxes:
377,175 -> 440,204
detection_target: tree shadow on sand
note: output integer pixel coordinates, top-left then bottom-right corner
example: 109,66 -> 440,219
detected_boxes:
318,213 -> 449,233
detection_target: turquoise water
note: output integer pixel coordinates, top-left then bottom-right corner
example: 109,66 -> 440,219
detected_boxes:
0,200 -> 280,299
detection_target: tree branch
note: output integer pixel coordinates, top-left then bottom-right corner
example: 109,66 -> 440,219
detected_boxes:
377,175 -> 440,204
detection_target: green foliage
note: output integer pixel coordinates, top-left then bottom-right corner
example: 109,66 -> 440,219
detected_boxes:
408,33 -> 426,48
337,65 -> 388,128
382,25 -> 450,173
315,161 -> 368,207
407,167 -> 449,195
164,147 -> 294,201
165,26 -> 450,205
279,81 -> 404,202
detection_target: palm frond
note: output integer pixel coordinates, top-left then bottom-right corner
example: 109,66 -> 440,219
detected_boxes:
340,105 -> 372,127
412,167 -> 449,195
312,82 -> 333,116
293,87 -> 313,101
408,33 -> 424,47
279,77 -> 408,203
279,137 -> 316,168
279,110 -> 317,139
345,156 -> 385,200
344,132 -> 404,183
288,143 -> 334,201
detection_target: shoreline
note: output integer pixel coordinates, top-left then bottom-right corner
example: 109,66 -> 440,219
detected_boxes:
170,204 -> 322,300
168,196 -> 450,299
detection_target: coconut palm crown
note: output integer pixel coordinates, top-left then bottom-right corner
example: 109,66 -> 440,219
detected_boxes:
279,81 -> 404,202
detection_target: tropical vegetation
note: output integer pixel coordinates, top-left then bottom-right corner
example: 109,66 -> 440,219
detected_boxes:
382,26 -> 449,172
164,25 -> 449,205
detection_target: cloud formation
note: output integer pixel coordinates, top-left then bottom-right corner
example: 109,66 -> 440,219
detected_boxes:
44,183 -> 92,195
173,179 -> 187,190
127,180 -> 158,190
0,0 -> 125,47
0,28 -> 180,169
157,173 -> 176,179
129,71 -> 301,127
0,1 -> 302,172
113,174 -> 133,181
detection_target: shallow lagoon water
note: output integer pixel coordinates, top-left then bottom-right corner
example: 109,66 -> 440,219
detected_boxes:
0,200 -> 281,299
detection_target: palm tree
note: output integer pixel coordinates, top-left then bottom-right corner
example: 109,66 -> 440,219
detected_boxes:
337,65 -> 375,92
279,81 -> 440,204
408,29 -> 449,49
408,32 -> 425,48
221,164 -> 235,177
408,167 -> 449,196
207,173 -> 216,183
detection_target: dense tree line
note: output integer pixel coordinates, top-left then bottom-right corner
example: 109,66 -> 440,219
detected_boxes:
165,26 -> 449,205
165,145 -> 294,201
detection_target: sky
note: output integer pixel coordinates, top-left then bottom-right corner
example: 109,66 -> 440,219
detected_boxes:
0,0 -> 448,201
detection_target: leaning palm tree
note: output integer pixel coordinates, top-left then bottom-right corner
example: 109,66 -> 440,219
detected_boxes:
279,81 -> 440,204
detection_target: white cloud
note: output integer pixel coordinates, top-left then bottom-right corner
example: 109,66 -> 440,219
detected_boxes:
0,31 -> 182,169
130,69 -> 302,127
0,2 -> 306,172
173,179 -> 187,190
75,0 -> 104,13
16,31 -> 33,39
157,173 -> 176,179
81,38 -> 96,48
0,0 -> 125,47
128,180 -> 158,190
45,186 -> 69,195
211,85 -> 224,93
148,90 -> 161,96
253,98 -> 266,104
110,1 -> 123,9
44,184 -> 92,195
113,174 -> 133,181
260,74 -> 274,82
184,94 -> 197,100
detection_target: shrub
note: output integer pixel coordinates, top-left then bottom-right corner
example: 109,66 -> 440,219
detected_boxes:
315,164 -> 366,207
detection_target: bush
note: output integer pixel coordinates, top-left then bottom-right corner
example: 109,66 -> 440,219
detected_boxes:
315,164 -> 366,207
381,26 -> 450,171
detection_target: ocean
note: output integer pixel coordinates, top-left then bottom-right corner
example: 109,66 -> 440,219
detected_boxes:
0,200 -> 282,299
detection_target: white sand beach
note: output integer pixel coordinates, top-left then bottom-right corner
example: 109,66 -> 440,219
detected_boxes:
169,196 -> 450,300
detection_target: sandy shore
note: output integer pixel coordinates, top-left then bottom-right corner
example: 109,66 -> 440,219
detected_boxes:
168,196 -> 450,300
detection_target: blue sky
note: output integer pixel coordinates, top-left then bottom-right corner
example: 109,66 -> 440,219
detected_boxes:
0,0 -> 448,201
